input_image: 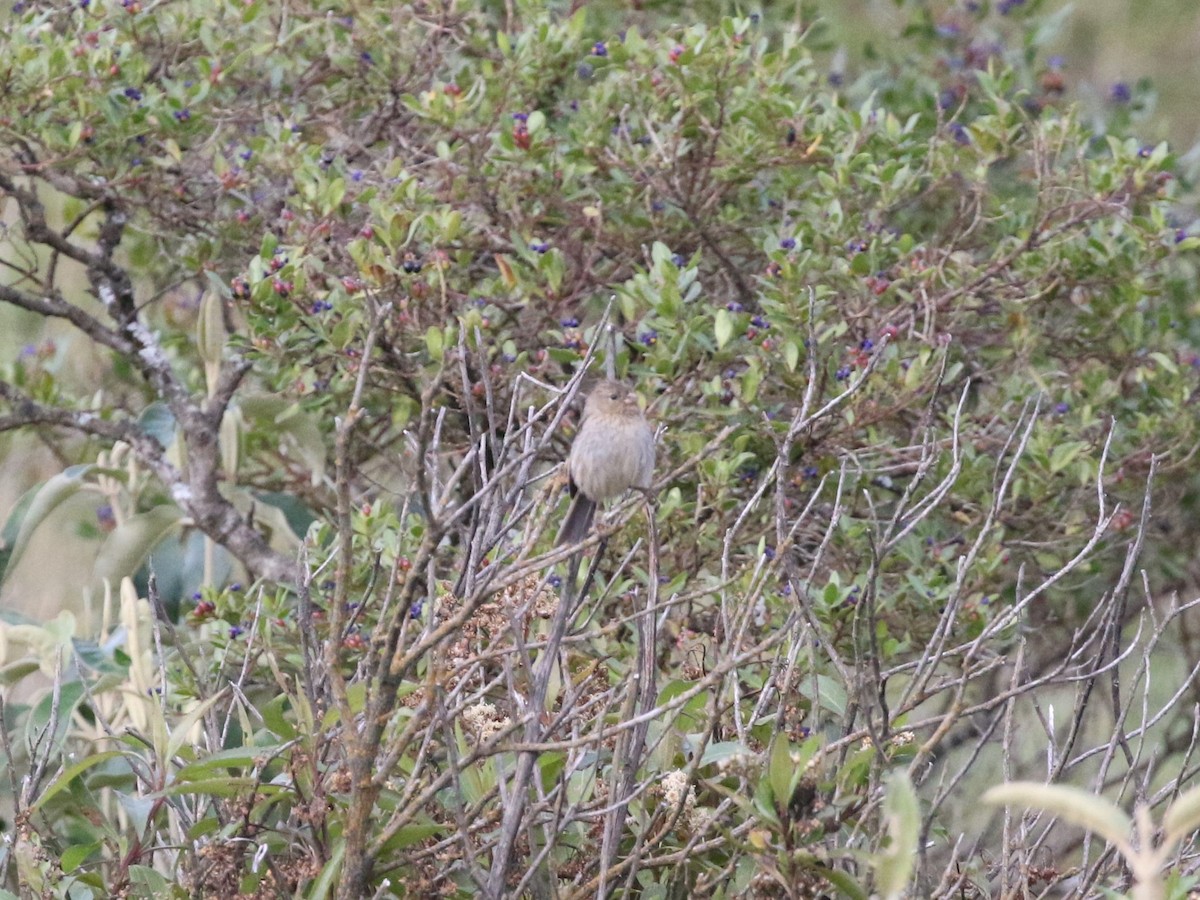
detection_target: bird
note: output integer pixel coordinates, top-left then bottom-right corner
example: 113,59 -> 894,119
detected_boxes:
556,380 -> 655,546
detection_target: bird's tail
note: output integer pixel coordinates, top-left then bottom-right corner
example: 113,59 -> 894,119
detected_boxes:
556,495 -> 596,546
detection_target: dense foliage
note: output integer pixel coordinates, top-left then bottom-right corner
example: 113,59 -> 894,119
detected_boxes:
3,0 -> 1200,897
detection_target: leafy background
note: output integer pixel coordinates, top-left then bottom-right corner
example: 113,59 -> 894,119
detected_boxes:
3,0 -> 1200,897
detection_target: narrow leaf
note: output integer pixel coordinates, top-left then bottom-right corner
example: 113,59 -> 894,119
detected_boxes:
983,782 -> 1132,851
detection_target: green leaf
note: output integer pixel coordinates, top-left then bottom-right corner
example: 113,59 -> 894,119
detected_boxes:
92,505 -> 183,587
309,839 -> 345,900
30,751 -> 125,812
166,692 -> 230,762
378,820 -> 443,853
0,660 -> 43,685
1,465 -> 94,583
61,841 -> 102,874
818,865 -> 869,900
127,865 -> 172,895
784,340 -> 800,372
982,782 -> 1132,851
137,403 -> 177,448
714,308 -> 734,349
698,741 -> 752,768
875,769 -> 920,899
797,674 -> 848,717
1164,784 -> 1200,845
1048,441 -> 1087,475
220,405 -> 242,480
425,326 -> 445,361
172,745 -> 274,782
261,694 -> 298,741
196,290 -> 226,371
767,734 -> 796,806
157,777 -> 263,798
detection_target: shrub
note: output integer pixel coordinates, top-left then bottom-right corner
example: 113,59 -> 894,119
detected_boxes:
2,1 -> 1200,897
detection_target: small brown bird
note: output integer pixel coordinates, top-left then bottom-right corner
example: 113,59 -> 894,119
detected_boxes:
556,380 -> 655,546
